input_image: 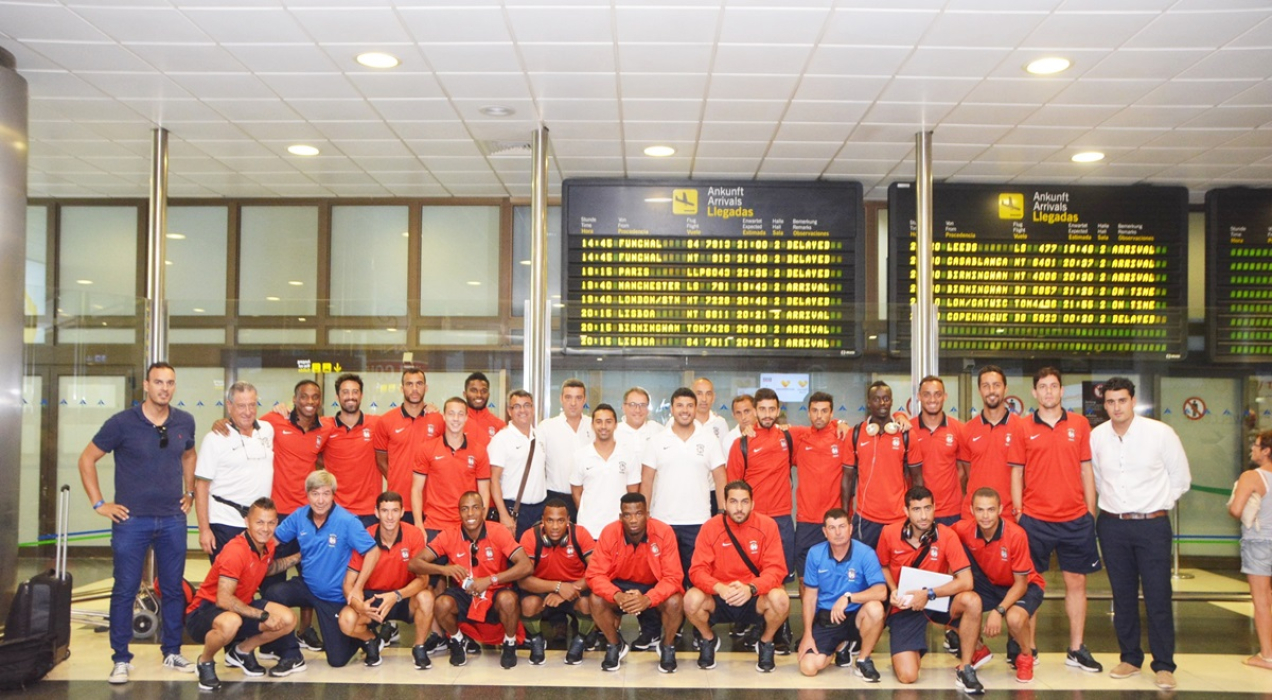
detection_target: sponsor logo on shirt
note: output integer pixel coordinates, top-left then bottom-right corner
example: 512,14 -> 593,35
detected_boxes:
752,447 -> 762,454
282,430 -> 293,436
972,436 -> 983,442
453,550 -> 468,560
722,541 -> 733,548
1030,434 -> 1041,440
395,427 -> 406,434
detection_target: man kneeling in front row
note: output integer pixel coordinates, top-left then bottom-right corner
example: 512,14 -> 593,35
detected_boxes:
685,480 -> 790,672
338,491 -> 436,669
797,507 -> 887,680
184,498 -> 300,691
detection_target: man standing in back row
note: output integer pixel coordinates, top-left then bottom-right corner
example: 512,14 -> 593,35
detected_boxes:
323,374 -> 381,527
539,379 -> 594,522
959,366 -> 1025,522
375,368 -> 443,526
1091,376 -> 1191,691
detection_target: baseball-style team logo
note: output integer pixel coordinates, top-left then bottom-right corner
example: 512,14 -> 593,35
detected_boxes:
1000,546 -> 1009,562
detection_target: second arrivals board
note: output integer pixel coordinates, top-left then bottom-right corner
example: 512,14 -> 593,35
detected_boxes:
888,182 -> 1189,359
562,179 -> 866,356
1206,187 -> 1272,362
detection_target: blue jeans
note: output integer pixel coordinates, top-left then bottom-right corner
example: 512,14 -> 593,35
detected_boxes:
110,514 -> 188,662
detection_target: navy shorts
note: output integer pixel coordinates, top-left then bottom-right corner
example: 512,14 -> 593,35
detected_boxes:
852,514 -> 887,551
809,611 -> 863,657
442,587 -> 505,624
887,608 -> 953,656
935,514 -> 962,528
519,589 -> 579,616
365,589 -> 414,623
794,521 -> 827,580
1019,513 -> 1102,574
972,579 -> 1044,617
707,595 -> 760,626
184,598 -> 269,644
773,515 -> 796,576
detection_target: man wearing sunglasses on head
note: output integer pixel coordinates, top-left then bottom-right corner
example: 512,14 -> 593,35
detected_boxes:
79,361 -> 199,685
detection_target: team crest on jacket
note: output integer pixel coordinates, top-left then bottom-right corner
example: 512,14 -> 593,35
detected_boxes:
929,546 -> 939,560
1067,428 -> 1075,441
401,547 -> 411,561
831,444 -> 840,457
696,444 -> 705,456
749,540 -> 759,554
363,428 -> 371,439
892,437 -> 901,448
779,438 -> 788,450
489,426 -> 497,437
467,456 -> 476,469
315,436 -> 324,449
847,567 -> 857,581
485,546 -> 494,561
651,543 -> 661,556
1000,546 -> 1009,562
1005,434 -> 1013,445
945,434 -> 954,446
566,545 -> 575,557
327,533 -> 337,547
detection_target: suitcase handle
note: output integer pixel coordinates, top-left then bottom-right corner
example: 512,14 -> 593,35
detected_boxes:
56,485 -> 70,581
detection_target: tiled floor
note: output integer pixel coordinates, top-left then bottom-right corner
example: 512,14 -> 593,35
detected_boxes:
15,555 -> 1272,697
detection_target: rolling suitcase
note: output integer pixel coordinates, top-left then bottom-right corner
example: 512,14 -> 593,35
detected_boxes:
0,484 -> 73,688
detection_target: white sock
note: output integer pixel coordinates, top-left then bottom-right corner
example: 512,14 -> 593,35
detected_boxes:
235,644 -> 248,656
504,635 -> 517,645
451,631 -> 465,644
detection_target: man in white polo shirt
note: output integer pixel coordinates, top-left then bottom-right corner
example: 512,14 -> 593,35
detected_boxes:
571,403 -> 643,538
616,387 -> 664,451
489,389 -> 548,539
538,379 -> 594,522
195,381 -> 275,562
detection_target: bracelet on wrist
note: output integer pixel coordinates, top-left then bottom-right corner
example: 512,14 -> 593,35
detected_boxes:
92,499 -> 105,510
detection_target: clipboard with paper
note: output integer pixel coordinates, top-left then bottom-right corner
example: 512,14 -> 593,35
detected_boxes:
896,566 -> 954,613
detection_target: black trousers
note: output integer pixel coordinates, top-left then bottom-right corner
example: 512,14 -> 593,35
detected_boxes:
1096,513 -> 1175,672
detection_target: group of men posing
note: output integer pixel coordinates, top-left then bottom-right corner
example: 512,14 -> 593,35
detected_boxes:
78,364 -> 1191,693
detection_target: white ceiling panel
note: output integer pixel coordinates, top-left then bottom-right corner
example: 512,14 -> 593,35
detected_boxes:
166,73 -> 277,100
346,72 -> 446,100
256,74 -> 361,100
370,99 -> 459,121
1145,128 -> 1249,148
862,101 -> 955,126
702,99 -> 788,121
820,8 -> 938,45
719,7 -> 829,44
229,121 -> 323,141
694,141 -> 769,158
435,73 -> 532,100
518,44 -> 616,73
76,72 -> 192,100
623,122 -> 700,141
73,7 -> 211,44
1124,10 -> 1269,49
289,8 -> 414,44
397,7 -> 513,44
765,141 -> 842,159
25,41 -> 154,72
537,98 -> 620,121
1101,105 -> 1208,128
527,72 -> 617,99
621,74 -> 710,100
222,45 -> 340,74
204,99 -> 303,122
1,5 -> 110,42
614,7 -> 721,43
1069,127 -> 1165,148
125,44 -> 246,73
791,75 -> 890,102
714,45 -> 815,75
696,121 -> 776,142
773,121 -> 853,142
288,99 -> 383,121
388,121 -> 472,140
182,8 -> 311,43
1179,48 -> 1272,80
805,46 -> 912,76
922,12 -> 1049,49
505,6 -> 614,43
1018,12 -> 1157,49
961,78 -> 1067,105
708,74 -> 800,100
616,44 -> 715,74
781,100 -> 869,124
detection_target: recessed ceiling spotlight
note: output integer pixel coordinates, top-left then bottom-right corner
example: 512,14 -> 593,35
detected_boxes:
1071,151 -> 1105,163
644,145 -> 676,157
479,105 -> 515,117
356,52 -> 400,69
165,232 -> 186,240
1025,57 -> 1071,75
287,144 -> 320,156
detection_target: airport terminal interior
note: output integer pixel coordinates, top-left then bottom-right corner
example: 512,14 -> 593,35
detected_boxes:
4,0 -> 1272,697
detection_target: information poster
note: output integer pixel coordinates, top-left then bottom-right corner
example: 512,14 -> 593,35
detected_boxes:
888,182 -> 1188,359
1206,187 -> 1272,362
562,179 -> 865,356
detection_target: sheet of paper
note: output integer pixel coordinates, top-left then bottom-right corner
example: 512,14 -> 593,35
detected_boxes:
896,566 -> 955,613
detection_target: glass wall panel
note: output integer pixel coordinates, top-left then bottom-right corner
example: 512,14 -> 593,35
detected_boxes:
331,206 -> 408,317
19,376 -> 41,548
511,205 -> 561,318
419,206 -> 499,317
57,375 -> 128,546
417,329 -> 502,346
237,329 -> 316,345
57,206 -> 137,316
26,205 -> 46,317
239,206 -> 317,316
167,206 -> 228,316
170,328 -> 227,344
329,329 -> 407,346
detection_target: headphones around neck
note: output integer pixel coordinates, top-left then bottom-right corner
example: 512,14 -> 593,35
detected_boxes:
865,420 -> 900,437
902,520 -> 936,545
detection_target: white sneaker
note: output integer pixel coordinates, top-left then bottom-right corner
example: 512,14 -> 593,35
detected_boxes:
108,662 -> 132,684
163,653 -> 196,673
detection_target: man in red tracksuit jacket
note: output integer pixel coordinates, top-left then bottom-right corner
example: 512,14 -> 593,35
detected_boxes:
684,480 -> 790,673
587,492 -> 684,674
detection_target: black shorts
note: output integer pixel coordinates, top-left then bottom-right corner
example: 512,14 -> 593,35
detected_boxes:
887,608 -> 954,656
707,595 -> 760,626
518,589 -> 578,616
852,514 -> 887,551
365,589 -> 414,623
809,610 -> 863,657
972,579 -> 1044,616
1019,513 -> 1102,574
935,514 -> 962,528
794,521 -> 828,580
442,587 -> 506,624
184,599 -> 269,644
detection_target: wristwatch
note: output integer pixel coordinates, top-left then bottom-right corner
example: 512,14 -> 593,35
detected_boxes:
258,610 -> 270,622
842,591 -> 853,604
995,605 -> 1007,615
185,490 -> 195,499
926,587 -> 937,601
748,584 -> 758,597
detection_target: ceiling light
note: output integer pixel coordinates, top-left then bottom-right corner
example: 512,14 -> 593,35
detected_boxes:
192,308 -> 205,313
401,231 -> 409,238
644,145 -> 676,157
386,327 -> 398,332
76,279 -> 93,285
288,280 -> 304,286
1071,151 -> 1105,163
356,52 -> 400,69
287,144 -> 320,156
166,232 -> 186,240
298,317 -> 306,322
164,260 -> 172,265
1025,57 -> 1071,75
467,281 -> 481,286
266,296 -> 281,301
479,105 -> 515,117
519,260 -> 531,265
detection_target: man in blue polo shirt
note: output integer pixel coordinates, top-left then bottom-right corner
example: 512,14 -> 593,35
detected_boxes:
797,507 -> 888,682
78,361 -> 198,685
263,470 -> 379,668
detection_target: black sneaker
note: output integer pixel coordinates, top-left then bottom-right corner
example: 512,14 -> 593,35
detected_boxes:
268,657 -> 307,677
955,664 -> 985,695
297,627 -> 324,652
697,634 -> 720,670
585,628 -> 605,651
730,620 -> 748,638
528,635 -> 547,665
383,621 -> 401,646
658,643 -> 677,674
224,645 -> 265,677
631,631 -> 659,652
362,637 -> 383,667
448,637 -> 468,667
565,634 -> 587,665
423,631 -> 446,656
255,649 -> 280,661
196,661 -> 220,691
774,621 -> 793,655
1066,644 -> 1102,672
601,638 -> 628,672
944,628 -> 961,656
854,657 -> 881,683
756,640 -> 776,673
413,644 -> 431,670
465,637 -> 482,654
690,627 -> 703,652
739,624 -> 760,652
501,641 -> 518,669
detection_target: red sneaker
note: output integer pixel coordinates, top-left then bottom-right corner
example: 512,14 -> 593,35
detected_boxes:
1016,653 -> 1034,683
970,644 -> 993,670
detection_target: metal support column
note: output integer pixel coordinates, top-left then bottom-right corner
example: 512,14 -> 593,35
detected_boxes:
144,127 -> 169,367
527,126 -> 551,422
910,131 -> 937,400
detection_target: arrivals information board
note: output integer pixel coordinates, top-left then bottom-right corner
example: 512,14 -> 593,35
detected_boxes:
1206,187 -> 1272,362
888,182 -> 1188,359
563,179 -> 865,356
